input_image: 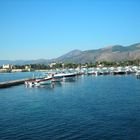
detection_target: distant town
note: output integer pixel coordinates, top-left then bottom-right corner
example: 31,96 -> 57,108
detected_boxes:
0,59 -> 140,73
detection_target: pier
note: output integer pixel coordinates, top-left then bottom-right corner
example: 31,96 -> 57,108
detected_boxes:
0,78 -> 33,88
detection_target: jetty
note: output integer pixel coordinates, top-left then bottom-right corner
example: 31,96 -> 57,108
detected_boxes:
0,78 -> 34,88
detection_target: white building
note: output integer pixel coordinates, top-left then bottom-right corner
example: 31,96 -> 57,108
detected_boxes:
49,63 -> 56,68
2,64 -> 13,69
25,65 -> 32,72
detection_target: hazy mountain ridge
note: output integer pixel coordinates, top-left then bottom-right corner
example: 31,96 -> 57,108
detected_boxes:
54,43 -> 140,63
0,43 -> 140,65
0,59 -> 50,66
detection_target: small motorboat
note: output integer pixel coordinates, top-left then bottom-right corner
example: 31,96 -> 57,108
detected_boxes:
25,75 -> 53,87
136,71 -> 140,78
35,77 -> 52,86
24,80 -> 36,87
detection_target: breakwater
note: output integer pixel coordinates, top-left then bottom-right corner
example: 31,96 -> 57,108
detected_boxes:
0,78 -> 33,88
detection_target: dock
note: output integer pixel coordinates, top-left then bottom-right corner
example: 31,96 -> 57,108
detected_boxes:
0,78 -> 34,88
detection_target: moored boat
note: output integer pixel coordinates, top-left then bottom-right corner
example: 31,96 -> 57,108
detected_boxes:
136,71 -> 140,78
34,77 -> 52,86
24,80 -> 36,87
25,75 -> 53,87
53,72 -> 77,79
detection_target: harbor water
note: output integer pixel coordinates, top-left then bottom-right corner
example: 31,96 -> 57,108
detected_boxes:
0,72 -> 41,82
0,74 -> 140,140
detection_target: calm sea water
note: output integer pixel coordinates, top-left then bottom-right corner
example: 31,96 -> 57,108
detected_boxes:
0,72 -> 41,82
0,74 -> 140,140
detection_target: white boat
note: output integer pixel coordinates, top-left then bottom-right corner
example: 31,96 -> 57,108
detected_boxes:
136,71 -> 140,78
25,75 -> 53,87
53,72 -> 77,79
34,77 -> 52,86
24,80 -> 36,87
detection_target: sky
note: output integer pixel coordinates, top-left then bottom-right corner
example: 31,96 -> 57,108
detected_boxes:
0,0 -> 140,60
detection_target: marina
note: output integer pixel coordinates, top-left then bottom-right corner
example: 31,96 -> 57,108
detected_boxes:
1,0 -> 140,139
0,66 -> 140,88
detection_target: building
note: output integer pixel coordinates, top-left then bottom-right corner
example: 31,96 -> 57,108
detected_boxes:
2,64 -> 13,69
49,63 -> 56,68
25,65 -> 32,72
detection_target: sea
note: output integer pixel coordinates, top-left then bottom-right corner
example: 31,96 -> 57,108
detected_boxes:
0,72 -> 140,140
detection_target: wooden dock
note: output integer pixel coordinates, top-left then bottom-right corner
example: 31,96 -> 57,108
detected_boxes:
0,78 -> 33,88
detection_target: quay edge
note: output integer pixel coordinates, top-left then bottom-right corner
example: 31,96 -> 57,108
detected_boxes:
0,78 -> 34,88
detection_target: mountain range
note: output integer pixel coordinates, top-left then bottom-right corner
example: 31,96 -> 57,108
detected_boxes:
0,43 -> 140,65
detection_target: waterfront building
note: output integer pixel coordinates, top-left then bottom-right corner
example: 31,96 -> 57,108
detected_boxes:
25,65 -> 32,71
49,63 -> 56,68
2,64 -> 13,69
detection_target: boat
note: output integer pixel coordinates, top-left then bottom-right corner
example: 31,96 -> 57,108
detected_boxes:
136,71 -> 140,78
34,76 -> 53,86
24,80 -> 36,87
25,75 -> 53,87
53,72 -> 77,79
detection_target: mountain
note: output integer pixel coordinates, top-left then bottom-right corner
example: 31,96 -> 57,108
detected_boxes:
0,59 -> 50,66
0,43 -> 140,65
54,43 -> 140,63
55,50 -> 82,62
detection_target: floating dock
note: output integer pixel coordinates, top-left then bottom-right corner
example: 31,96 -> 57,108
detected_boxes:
0,78 -> 34,88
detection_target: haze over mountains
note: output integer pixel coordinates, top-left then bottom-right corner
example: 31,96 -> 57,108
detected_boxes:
56,43 -> 140,63
0,43 -> 140,65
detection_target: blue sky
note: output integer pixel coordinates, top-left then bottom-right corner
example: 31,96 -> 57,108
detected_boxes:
0,0 -> 140,60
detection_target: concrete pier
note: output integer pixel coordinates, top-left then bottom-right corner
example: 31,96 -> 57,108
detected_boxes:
0,78 -> 33,88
